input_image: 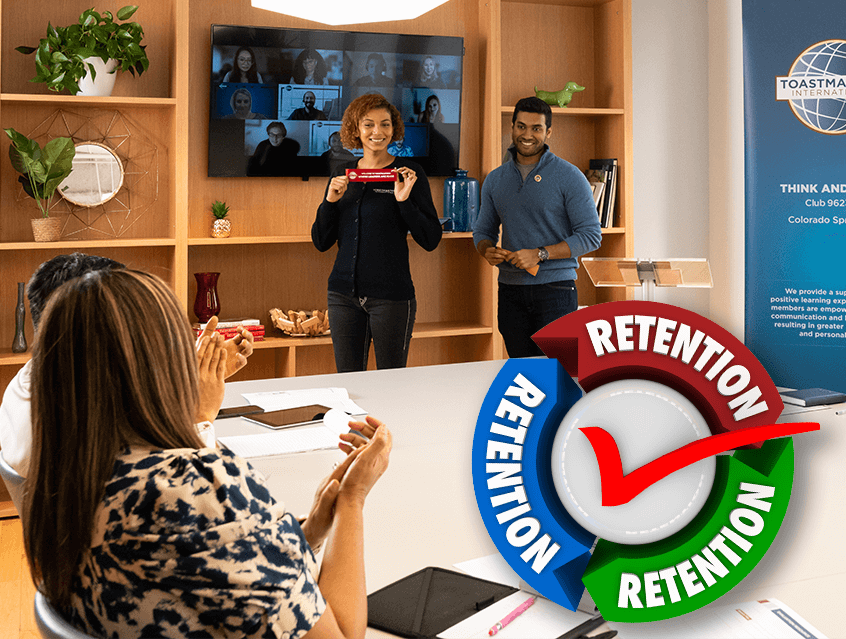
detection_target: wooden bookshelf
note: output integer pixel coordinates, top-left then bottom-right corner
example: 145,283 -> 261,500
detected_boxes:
481,0 -> 634,358
0,0 -> 632,385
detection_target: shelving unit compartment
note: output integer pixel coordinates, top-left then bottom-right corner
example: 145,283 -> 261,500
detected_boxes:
0,0 -> 177,98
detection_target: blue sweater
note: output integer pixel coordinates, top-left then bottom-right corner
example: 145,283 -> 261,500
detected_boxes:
473,147 -> 602,285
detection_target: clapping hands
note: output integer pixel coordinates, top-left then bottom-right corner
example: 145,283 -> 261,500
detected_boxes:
301,416 -> 392,550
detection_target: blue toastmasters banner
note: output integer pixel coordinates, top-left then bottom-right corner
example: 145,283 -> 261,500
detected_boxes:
743,0 -> 846,389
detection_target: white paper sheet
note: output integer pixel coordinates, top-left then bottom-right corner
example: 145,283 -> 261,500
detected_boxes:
608,598 -> 829,639
218,425 -> 340,458
454,553 -> 522,588
241,387 -> 366,415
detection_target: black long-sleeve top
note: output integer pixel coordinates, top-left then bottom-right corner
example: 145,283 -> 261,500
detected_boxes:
312,158 -> 442,301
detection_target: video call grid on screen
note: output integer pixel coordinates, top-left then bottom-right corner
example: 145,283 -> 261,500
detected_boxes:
208,24 -> 464,177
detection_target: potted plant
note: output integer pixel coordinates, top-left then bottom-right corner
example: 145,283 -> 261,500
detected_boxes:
16,6 -> 150,96
4,127 -> 76,241
211,200 -> 231,238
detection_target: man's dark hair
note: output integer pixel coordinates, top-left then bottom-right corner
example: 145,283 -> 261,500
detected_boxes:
27,253 -> 125,331
512,96 -> 552,130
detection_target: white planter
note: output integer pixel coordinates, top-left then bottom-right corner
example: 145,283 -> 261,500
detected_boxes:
75,57 -> 119,97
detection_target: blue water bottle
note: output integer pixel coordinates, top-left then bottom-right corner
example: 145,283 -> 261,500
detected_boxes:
443,169 -> 479,232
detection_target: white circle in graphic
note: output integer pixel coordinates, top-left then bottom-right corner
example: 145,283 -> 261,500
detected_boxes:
551,379 -> 716,545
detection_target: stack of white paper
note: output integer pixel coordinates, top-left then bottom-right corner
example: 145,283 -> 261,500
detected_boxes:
218,426 -> 340,458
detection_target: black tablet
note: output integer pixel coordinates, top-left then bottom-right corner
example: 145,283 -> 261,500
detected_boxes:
216,405 -> 265,419
242,404 -> 331,430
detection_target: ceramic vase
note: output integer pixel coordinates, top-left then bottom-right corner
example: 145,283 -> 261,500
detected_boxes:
76,57 -> 119,97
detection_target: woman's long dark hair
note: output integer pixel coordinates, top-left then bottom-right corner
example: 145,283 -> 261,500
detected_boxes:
23,269 -> 204,611
230,46 -> 260,83
420,95 -> 444,123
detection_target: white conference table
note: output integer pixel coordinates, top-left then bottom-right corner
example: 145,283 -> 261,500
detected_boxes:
214,360 -> 846,638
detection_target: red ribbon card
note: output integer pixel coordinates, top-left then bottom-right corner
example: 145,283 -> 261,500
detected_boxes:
346,168 -> 397,182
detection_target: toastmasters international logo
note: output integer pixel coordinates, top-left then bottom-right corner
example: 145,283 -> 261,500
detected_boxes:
776,39 -> 846,134
471,301 -> 820,622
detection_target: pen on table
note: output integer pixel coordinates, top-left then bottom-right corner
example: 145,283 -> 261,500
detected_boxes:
488,595 -> 535,636
554,611 -> 606,639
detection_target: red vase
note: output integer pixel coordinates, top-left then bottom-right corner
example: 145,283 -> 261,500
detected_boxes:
194,272 -> 221,322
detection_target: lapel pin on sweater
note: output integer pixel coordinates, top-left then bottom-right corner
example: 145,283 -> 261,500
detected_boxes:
534,174 -> 542,182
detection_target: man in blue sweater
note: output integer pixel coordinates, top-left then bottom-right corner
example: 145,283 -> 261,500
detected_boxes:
473,96 -> 602,357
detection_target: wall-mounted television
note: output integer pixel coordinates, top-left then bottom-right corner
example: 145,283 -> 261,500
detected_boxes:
208,24 -> 464,178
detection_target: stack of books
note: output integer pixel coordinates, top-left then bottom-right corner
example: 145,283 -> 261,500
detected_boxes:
584,158 -> 618,228
192,318 -> 265,342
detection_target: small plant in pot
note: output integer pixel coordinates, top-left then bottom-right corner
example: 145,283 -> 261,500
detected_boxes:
211,200 -> 231,238
4,127 -> 76,241
16,6 -> 150,96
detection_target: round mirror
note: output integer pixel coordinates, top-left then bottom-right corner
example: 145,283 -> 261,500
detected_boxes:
59,142 -> 125,207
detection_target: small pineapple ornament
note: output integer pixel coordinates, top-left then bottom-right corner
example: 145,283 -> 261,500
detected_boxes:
211,200 -> 231,238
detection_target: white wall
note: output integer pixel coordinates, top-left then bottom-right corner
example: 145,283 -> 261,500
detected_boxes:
631,0 -> 745,340
631,0 -> 710,317
707,0 -> 745,340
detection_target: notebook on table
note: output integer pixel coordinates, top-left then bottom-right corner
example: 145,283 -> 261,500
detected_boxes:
367,566 -> 518,638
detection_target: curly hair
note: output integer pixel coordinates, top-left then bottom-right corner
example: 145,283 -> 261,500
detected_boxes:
292,48 -> 327,85
339,93 -> 405,149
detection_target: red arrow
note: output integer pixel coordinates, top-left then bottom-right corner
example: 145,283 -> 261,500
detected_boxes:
580,422 -> 820,506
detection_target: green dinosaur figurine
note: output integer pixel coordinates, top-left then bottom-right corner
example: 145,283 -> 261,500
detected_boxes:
534,82 -> 585,108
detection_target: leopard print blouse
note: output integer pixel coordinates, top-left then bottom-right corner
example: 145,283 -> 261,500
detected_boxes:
67,446 -> 325,638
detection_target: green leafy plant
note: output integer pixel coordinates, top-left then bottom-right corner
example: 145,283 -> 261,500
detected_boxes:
4,128 -> 76,218
16,6 -> 150,94
212,200 -> 230,219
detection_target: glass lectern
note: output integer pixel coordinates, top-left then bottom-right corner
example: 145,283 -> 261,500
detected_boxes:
581,258 -> 713,302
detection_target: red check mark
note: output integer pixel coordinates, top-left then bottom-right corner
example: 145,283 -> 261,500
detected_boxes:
580,422 -> 820,507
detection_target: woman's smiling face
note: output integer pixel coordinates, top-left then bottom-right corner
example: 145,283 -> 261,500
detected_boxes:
236,51 -> 253,73
233,92 -> 251,114
358,108 -> 392,154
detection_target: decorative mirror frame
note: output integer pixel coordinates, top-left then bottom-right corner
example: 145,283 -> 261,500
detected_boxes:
15,109 -> 159,239
59,141 -> 126,208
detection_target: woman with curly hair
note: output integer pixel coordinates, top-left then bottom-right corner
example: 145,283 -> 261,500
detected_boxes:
312,93 -> 442,372
222,46 -> 263,83
291,48 -> 328,85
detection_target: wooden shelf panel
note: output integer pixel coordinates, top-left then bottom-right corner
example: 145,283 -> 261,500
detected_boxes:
500,106 -> 625,116
601,227 -> 626,234
188,232 -> 474,246
0,94 -> 177,108
504,0 -> 612,7
0,500 -> 18,519
0,351 -> 30,366
0,238 -> 176,251
256,322 -> 493,351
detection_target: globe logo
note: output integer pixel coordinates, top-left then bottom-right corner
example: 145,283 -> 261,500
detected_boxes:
782,40 -> 846,134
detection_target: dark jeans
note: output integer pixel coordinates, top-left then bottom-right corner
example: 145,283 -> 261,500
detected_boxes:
328,290 -> 416,372
498,280 -> 577,358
